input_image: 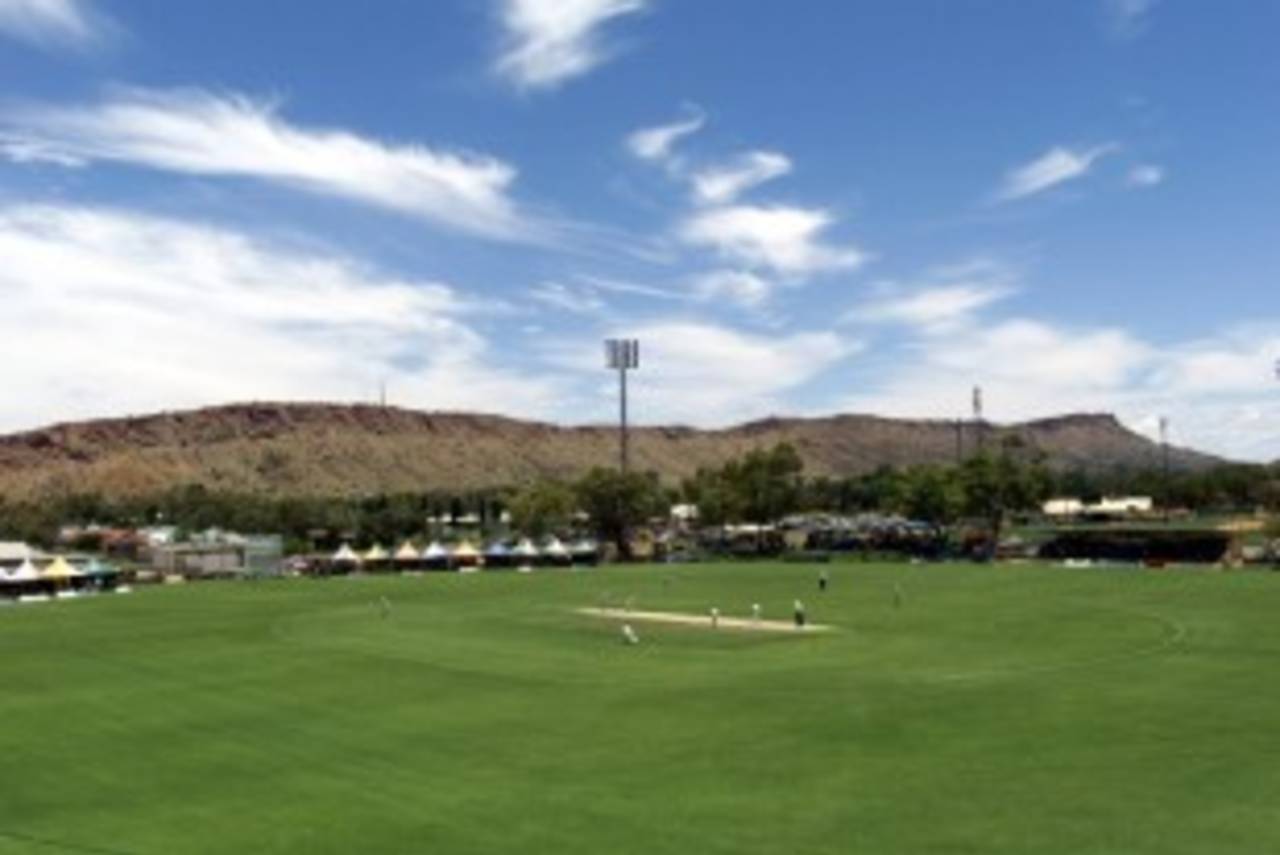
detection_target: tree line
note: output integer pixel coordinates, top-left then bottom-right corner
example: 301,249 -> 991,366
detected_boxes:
1,444 -> 1276,555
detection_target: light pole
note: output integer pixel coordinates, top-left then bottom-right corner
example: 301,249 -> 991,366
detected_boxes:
605,339 -> 639,474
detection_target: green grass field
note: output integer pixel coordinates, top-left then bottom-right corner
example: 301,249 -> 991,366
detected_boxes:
2,561 -> 1278,854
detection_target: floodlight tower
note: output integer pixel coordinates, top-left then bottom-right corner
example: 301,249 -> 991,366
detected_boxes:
605,339 -> 639,474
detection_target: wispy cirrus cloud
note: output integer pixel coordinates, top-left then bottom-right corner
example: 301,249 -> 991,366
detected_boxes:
845,258 -> 1018,333
495,0 -> 646,91
0,0 -> 109,48
626,107 -> 704,166
1127,163 -> 1165,187
690,150 -> 792,205
0,135 -> 87,166
690,269 -> 772,309
995,144 -> 1117,202
0,204 -> 562,430
678,204 -> 866,277
1105,0 -> 1160,39
530,281 -> 607,315
580,275 -> 679,300
853,284 -> 1013,333
0,87 -> 539,241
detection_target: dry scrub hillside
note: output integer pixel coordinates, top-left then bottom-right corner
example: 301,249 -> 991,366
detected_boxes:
0,403 -> 1220,500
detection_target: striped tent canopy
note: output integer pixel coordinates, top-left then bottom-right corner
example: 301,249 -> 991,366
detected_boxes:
83,558 -> 119,577
40,556 -> 82,580
569,539 -> 599,556
451,541 -> 480,560
9,559 -> 40,582
332,543 -> 360,564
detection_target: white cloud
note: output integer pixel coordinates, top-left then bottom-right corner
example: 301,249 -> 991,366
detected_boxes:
580,275 -> 686,301
691,150 -> 792,205
626,109 -> 704,164
996,144 -> 1117,202
678,204 -> 866,277
926,319 -> 1150,391
1131,329 -> 1280,460
1,88 -> 534,240
1105,0 -> 1159,38
691,269 -> 772,309
1151,329 -> 1280,396
0,135 -> 87,166
0,0 -> 105,47
495,0 -> 646,90
840,314 -> 1280,462
547,320 -> 854,425
852,284 -> 1012,332
0,204 -> 560,431
841,317 -> 1152,425
530,281 -> 606,315
1127,163 -> 1165,187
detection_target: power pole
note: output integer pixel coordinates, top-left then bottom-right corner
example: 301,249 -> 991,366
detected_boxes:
605,339 -> 639,473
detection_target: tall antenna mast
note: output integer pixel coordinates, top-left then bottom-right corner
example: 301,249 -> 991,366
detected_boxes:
972,385 -> 985,451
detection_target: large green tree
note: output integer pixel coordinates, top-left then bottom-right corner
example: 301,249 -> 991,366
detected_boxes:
897,465 -> 964,529
680,466 -> 741,527
720,443 -> 804,525
574,468 -> 668,559
960,437 -> 1052,556
507,480 -> 576,538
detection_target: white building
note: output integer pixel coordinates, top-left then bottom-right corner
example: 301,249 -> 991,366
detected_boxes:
1094,496 -> 1155,515
670,504 -> 700,523
1042,496 -> 1154,518
1042,498 -> 1085,517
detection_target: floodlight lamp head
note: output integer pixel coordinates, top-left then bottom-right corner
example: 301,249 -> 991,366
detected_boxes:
605,338 -> 639,370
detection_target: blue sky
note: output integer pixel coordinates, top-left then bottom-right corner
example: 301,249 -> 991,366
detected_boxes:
0,0 -> 1277,460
